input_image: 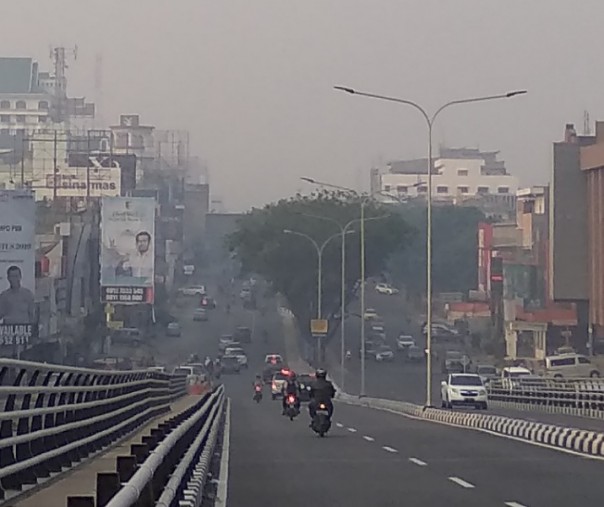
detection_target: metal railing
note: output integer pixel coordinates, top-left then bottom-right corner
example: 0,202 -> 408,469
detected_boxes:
0,358 -> 187,502
487,377 -> 604,417
77,385 -> 226,507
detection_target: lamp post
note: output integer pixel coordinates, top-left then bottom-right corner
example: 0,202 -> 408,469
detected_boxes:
300,177 -> 387,397
283,228 -> 353,364
334,86 -> 526,407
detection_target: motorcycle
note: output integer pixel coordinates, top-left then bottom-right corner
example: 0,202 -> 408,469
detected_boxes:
311,402 -> 332,437
253,385 -> 263,403
284,394 -> 300,421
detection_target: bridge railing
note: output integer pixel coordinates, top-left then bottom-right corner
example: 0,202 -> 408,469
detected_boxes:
88,385 -> 226,507
487,377 -> 604,417
0,358 -> 187,501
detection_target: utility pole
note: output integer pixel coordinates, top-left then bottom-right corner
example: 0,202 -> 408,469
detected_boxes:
53,131 -> 58,201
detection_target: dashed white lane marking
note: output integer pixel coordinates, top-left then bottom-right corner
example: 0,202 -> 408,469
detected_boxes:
382,446 -> 398,453
363,435 -> 375,442
347,427 -> 357,433
336,422 -> 344,428
408,457 -> 427,466
448,477 -> 475,489
505,503 -> 529,507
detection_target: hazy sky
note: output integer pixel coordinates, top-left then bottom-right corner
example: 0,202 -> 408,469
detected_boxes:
4,1 -> 604,210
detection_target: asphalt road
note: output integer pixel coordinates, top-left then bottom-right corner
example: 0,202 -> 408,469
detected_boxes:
153,272 -> 604,507
326,288 -> 604,432
221,294 -> 604,507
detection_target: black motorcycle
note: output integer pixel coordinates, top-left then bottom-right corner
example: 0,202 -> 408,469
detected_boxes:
311,402 -> 332,437
284,394 -> 300,421
253,385 -> 263,403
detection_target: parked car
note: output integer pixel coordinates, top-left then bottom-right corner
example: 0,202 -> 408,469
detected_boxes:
396,334 -> 416,350
374,345 -> 395,362
179,285 -> 206,296
500,366 -> 534,389
364,308 -> 378,320
545,353 -> 600,378
442,350 -> 471,374
193,308 -> 208,321
375,283 -> 399,295
221,355 -> 241,374
441,373 -> 488,410
166,322 -> 181,337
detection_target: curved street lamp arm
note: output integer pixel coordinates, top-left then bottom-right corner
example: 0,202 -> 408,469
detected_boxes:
296,212 -> 344,232
282,229 -> 321,255
430,91 -> 526,124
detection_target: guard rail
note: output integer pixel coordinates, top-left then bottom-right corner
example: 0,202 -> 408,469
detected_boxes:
0,358 -> 187,502
70,385 -> 226,507
487,377 -> 604,418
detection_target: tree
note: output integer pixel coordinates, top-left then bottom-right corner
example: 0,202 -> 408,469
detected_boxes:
228,191 -> 414,342
388,204 -> 485,295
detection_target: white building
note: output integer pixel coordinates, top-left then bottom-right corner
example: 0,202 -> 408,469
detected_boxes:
374,148 -> 518,203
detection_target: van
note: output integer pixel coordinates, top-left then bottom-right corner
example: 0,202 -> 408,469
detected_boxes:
545,353 -> 600,379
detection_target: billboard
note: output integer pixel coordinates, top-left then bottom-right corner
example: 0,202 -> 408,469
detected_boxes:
101,197 -> 155,304
32,154 -> 137,200
0,190 -> 36,349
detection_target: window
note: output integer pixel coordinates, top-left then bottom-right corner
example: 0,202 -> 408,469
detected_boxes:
477,186 -> 489,195
457,186 -> 469,194
15,116 -> 25,124
114,132 -> 129,149
417,186 -> 427,193
436,186 -> 448,194
383,185 -> 391,192
0,100 -> 9,109
15,101 -> 26,110
457,169 -> 469,176
498,186 -> 509,194
550,357 -> 575,367
38,100 -> 49,110
578,356 -> 591,364
396,185 -> 408,193
0,115 -> 9,123
38,116 -> 47,123
131,134 -> 144,149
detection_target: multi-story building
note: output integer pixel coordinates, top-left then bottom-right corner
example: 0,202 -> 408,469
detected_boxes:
372,147 -> 518,219
551,121 -> 604,351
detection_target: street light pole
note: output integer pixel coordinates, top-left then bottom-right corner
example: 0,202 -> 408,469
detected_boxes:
360,199 -> 366,397
334,86 -> 526,407
283,228 -> 350,365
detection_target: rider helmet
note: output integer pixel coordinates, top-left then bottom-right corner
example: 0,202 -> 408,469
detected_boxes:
315,368 -> 327,380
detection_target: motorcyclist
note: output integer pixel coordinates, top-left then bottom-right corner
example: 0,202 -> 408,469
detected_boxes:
253,374 -> 263,390
345,350 -> 352,360
308,368 -> 336,421
281,372 -> 300,415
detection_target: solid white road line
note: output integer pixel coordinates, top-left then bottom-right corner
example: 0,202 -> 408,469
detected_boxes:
408,457 -> 427,466
382,446 -> 398,453
448,477 -> 475,489
505,502 -> 529,507
215,398 -> 231,507
347,427 -> 357,433
363,435 -> 375,442
336,422 -> 344,428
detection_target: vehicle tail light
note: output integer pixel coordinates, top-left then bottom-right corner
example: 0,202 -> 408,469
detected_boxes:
319,403 -> 326,409
288,395 -> 295,404
255,385 -> 261,392
272,382 -> 277,390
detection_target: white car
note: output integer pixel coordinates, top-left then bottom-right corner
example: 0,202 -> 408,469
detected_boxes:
218,335 -> 235,352
375,345 -> 395,362
364,308 -> 378,320
179,285 -> 206,296
225,346 -> 248,368
441,373 -> 488,410
375,283 -> 399,295
500,366 -> 533,389
396,334 -> 416,350
271,370 -> 290,399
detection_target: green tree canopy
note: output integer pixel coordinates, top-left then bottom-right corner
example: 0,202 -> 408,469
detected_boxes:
388,204 -> 485,295
228,191 -> 414,338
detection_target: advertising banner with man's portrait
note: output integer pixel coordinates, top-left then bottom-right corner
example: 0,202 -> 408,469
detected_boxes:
100,197 -> 155,304
0,190 -> 36,349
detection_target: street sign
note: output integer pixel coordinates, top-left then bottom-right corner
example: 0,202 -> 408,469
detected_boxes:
107,320 -> 124,330
310,319 -> 328,335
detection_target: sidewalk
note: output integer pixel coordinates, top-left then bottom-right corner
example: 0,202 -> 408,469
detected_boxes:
12,394 -> 202,507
